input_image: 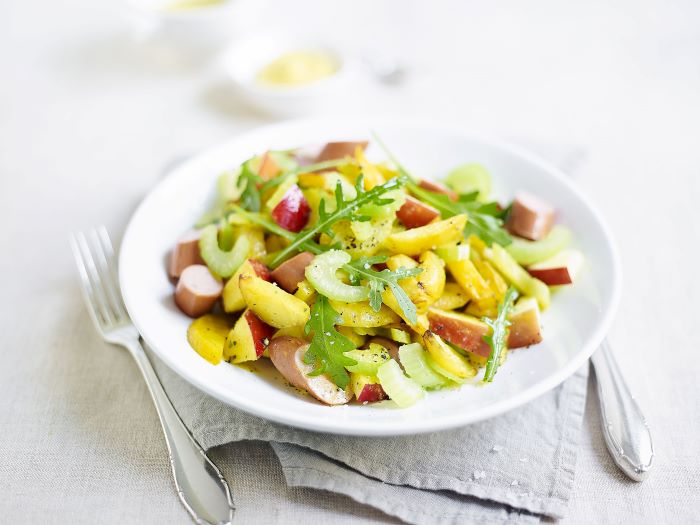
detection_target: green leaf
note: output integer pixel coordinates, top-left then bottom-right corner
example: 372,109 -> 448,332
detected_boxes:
373,133 -> 512,247
345,256 -> 423,324
303,295 -> 357,388
482,286 -> 519,382
239,159 -> 263,212
268,174 -> 407,268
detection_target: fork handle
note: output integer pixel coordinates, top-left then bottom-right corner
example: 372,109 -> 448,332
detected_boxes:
591,339 -> 654,481
126,339 -> 234,525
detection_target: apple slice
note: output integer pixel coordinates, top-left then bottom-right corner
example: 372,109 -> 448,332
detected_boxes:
350,373 -> 388,403
396,196 -> 440,229
507,297 -> 543,348
427,308 -> 491,357
225,309 -> 276,363
271,184 -> 311,233
222,259 -> 271,313
527,249 -> 583,286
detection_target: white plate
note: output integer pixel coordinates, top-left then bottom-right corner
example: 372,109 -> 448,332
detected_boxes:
120,118 -> 621,436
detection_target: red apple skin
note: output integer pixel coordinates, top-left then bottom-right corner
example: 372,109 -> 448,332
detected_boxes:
527,266 -> 572,286
271,184 -> 311,233
427,308 -> 491,357
244,310 -> 277,358
397,196 -> 440,229
248,259 -> 272,282
418,179 -> 458,201
357,383 -> 388,403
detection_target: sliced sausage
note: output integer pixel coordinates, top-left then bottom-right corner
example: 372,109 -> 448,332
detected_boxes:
168,229 -> 204,279
270,251 -> 315,292
506,192 -> 555,241
418,179 -> 458,201
268,336 -> 351,405
258,152 -> 280,180
174,265 -> 223,318
396,196 -> 440,229
315,141 -> 368,162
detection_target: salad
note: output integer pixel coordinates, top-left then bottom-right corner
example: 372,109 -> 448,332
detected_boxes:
168,140 -> 582,407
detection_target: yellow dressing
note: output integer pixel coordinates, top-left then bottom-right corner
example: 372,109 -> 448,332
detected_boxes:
256,51 -> 338,87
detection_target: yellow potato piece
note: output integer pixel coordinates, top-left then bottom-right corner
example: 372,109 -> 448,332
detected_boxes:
293,279 -> 317,304
432,282 -> 469,310
386,251 -> 445,315
446,258 -> 498,317
423,331 -> 476,379
225,311 -> 257,363
234,226 -> 266,259
239,274 -> 310,328
187,314 -> 232,365
329,300 -> 401,327
384,214 -> 467,256
380,289 -> 430,335
222,260 -> 260,313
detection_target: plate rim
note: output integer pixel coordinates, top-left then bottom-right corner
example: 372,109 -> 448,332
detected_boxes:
119,116 -> 621,436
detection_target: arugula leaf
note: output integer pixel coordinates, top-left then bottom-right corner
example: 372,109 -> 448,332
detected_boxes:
238,159 -> 263,212
345,256 -> 423,324
268,174 -> 406,268
482,286 -> 519,382
373,134 -> 512,246
303,295 -> 357,388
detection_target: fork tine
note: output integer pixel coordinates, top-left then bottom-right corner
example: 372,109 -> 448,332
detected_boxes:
70,233 -> 104,331
95,226 -> 129,317
88,227 -> 126,322
75,231 -> 116,327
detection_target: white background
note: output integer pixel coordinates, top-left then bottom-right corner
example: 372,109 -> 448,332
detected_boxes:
1,0 -> 699,523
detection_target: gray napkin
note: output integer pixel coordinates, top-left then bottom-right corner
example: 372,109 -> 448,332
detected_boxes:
153,143 -> 588,525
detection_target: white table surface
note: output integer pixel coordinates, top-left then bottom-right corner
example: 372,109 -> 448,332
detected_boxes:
2,0 -> 699,523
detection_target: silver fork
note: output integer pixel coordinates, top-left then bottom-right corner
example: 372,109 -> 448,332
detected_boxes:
70,226 -> 234,525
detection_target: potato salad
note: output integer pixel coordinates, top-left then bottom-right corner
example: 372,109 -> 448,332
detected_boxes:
168,140 -> 582,407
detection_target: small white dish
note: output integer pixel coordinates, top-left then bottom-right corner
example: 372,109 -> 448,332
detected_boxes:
128,0 -> 264,57
220,35 -> 355,116
120,117 -> 621,436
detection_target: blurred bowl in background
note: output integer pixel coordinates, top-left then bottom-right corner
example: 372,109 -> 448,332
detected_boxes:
219,34 -> 356,116
127,0 -> 264,60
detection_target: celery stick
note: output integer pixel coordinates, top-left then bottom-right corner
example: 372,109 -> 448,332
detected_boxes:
398,343 -> 446,388
377,360 -> 424,407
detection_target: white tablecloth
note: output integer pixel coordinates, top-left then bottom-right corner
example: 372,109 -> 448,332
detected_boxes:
2,1 -> 699,523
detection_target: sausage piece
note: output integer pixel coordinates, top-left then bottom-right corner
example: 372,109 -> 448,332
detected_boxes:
270,251 -> 315,292
174,265 -> 223,318
418,179 -> 458,201
268,336 -> 351,405
396,196 -> 440,229
257,152 -> 280,180
168,229 -> 204,279
315,141 -> 368,162
506,192 -> 555,241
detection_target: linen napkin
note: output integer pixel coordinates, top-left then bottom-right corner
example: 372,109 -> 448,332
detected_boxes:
153,143 -> 588,525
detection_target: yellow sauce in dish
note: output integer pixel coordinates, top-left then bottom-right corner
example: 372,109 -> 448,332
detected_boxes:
163,0 -> 226,11
255,51 -> 338,87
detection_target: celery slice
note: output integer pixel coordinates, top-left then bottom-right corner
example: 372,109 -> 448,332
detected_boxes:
445,163 -> 492,201
486,243 -> 550,310
505,225 -> 572,265
389,328 -> 412,344
376,359 -> 424,408
345,344 -> 391,375
199,225 -> 250,278
305,250 -> 369,302
398,343 -> 446,388
435,242 -> 470,263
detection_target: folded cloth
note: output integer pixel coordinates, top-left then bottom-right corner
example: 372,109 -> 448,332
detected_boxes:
152,144 -> 588,525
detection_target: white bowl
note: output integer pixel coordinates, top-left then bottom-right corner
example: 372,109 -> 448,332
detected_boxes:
128,0 -> 264,57
220,35 -> 355,116
120,117 -> 621,436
